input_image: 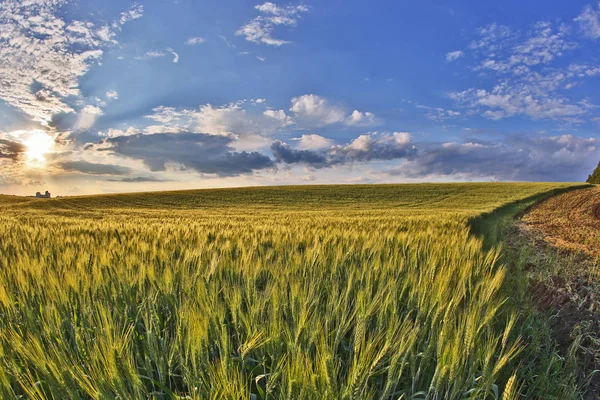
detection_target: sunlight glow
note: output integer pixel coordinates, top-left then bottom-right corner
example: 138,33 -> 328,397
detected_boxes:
23,131 -> 54,167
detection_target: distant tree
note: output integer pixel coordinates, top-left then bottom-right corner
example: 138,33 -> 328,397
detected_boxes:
588,162 -> 600,184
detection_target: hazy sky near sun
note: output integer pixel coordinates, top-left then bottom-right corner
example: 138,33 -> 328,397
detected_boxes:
1,0 -> 600,195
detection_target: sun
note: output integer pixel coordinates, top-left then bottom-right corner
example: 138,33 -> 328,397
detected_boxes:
23,131 -> 54,167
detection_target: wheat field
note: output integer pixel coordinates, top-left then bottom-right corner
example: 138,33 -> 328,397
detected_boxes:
0,183 -> 580,399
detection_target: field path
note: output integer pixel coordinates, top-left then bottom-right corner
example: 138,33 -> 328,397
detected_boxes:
513,186 -> 600,399
522,186 -> 600,258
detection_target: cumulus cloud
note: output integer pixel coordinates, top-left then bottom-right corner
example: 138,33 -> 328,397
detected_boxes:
262,109 -> 290,123
89,132 -> 274,176
289,95 -> 346,127
105,90 -> 119,100
236,2 -> 309,46
0,1 -> 142,126
185,36 -> 205,46
145,101 -> 293,142
272,132 -> 416,168
195,103 -> 292,138
575,1 -> 600,39
446,50 -> 464,62
289,94 -> 380,128
346,110 -> 380,126
138,96 -> 379,154
292,134 -> 333,150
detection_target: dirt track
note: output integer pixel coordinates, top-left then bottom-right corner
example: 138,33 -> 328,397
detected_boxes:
520,186 -> 600,398
522,186 -> 600,258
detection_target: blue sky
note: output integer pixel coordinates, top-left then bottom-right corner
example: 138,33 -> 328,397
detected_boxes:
0,0 -> 599,195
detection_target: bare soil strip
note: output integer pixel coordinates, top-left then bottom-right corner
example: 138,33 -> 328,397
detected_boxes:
519,186 -> 600,398
522,186 -> 600,258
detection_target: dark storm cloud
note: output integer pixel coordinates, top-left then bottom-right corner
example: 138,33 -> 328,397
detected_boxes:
58,160 -> 132,176
386,134 -> 599,182
0,139 -> 26,160
271,141 -> 328,166
272,132 -> 417,168
107,176 -> 173,183
90,132 -> 274,176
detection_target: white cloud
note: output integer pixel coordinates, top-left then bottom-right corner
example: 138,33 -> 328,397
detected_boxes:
135,50 -> 166,60
446,50 -> 464,62
346,132 -> 411,152
99,127 -> 140,138
414,104 -> 461,122
75,105 -> 103,131
575,1 -> 600,39
166,47 -> 179,63
0,1 -> 140,126
140,95 -> 379,151
272,132 -> 416,167
290,94 -> 379,128
510,22 -> 577,66
263,109 -> 293,125
142,100 -> 293,151
236,2 -> 309,46
106,90 -> 119,100
468,23 -> 514,51
119,3 -> 144,25
290,95 -> 346,127
220,35 -> 236,48
472,22 -> 576,74
568,63 -> 600,77
346,110 -> 380,126
293,134 -> 333,150
450,87 -> 586,120
449,20 -> 597,122
185,36 -> 205,46
194,104 -> 292,138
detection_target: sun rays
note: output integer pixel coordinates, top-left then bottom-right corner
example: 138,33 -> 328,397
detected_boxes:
21,130 -> 55,168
